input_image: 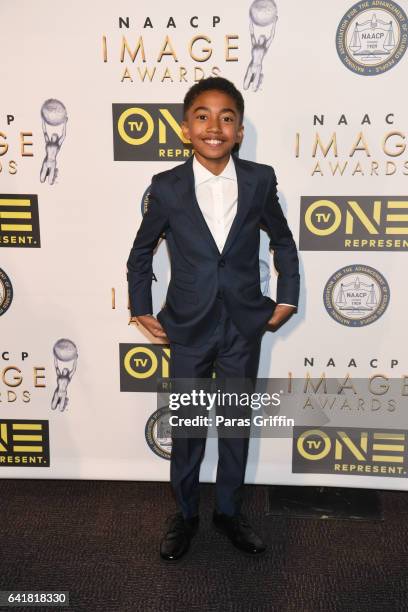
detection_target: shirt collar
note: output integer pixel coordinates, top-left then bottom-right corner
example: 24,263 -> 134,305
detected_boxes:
192,154 -> 236,186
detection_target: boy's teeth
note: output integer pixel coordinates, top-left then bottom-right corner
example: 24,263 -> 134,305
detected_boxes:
205,139 -> 222,144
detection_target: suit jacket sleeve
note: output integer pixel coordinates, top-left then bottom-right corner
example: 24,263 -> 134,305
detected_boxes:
127,175 -> 170,316
260,167 -> 300,308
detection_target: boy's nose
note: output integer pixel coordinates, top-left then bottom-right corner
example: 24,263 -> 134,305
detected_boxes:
207,122 -> 222,132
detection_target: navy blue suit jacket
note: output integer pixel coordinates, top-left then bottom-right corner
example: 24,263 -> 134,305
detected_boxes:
127,154 -> 300,346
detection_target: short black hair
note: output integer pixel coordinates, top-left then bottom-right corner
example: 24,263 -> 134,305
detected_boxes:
183,77 -> 244,124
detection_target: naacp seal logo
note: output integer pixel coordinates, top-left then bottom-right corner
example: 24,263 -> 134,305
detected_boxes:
145,407 -> 172,460
0,268 -> 13,316
324,264 -> 389,326
336,0 -> 408,75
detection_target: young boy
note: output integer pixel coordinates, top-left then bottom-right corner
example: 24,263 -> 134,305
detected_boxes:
127,77 -> 300,562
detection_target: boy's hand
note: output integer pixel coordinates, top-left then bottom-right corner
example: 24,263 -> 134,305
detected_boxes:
266,304 -> 296,331
131,315 -> 169,342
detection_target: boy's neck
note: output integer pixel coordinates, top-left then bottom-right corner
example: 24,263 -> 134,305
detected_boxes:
193,152 -> 231,176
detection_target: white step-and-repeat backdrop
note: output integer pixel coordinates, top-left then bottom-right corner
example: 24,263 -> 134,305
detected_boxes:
1,0 -> 408,489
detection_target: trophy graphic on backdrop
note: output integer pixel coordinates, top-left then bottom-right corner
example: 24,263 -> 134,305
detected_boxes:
244,0 -> 278,92
51,338 -> 78,412
40,99 -> 68,185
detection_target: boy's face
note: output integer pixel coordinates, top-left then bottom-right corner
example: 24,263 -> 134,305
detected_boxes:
181,90 -> 244,168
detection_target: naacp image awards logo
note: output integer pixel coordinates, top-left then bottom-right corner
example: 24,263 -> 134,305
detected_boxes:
324,264 -> 389,327
336,0 -> 408,75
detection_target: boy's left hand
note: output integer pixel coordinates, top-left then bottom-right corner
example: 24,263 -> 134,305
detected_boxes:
266,304 -> 296,331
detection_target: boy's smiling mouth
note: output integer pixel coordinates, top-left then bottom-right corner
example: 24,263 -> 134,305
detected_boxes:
203,138 -> 224,146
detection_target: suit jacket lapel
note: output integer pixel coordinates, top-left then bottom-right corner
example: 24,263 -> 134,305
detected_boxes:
221,155 -> 257,257
173,154 -> 257,257
173,155 -> 220,255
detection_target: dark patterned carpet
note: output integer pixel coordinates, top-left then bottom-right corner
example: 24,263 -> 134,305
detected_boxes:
0,479 -> 407,612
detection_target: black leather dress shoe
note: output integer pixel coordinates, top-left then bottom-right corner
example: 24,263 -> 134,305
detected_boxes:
213,511 -> 266,555
160,513 -> 199,562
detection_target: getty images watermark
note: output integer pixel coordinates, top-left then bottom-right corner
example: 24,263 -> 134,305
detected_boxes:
167,388 -> 292,431
156,377 -> 408,439
157,379 -> 296,438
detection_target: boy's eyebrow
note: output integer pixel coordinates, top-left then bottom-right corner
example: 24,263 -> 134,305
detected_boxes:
192,105 -> 237,115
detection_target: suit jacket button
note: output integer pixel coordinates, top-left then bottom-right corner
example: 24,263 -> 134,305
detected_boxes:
217,290 -> 222,299
218,259 -> 225,267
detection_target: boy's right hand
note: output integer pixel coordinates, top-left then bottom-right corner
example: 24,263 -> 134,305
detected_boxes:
131,315 -> 169,342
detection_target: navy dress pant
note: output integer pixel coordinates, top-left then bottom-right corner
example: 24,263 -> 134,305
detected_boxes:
169,301 -> 262,518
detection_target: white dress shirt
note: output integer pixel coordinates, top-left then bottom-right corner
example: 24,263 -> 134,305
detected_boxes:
193,154 -> 237,253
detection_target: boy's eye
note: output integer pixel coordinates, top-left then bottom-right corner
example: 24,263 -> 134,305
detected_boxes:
223,116 -> 234,122
197,114 -> 207,120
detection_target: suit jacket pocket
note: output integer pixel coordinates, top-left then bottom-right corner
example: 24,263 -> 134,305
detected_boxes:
173,286 -> 199,305
175,270 -> 196,284
174,278 -> 197,292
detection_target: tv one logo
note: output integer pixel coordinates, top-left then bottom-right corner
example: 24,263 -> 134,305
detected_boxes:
112,104 -> 193,161
299,196 -> 408,251
292,426 -> 408,477
119,344 -> 171,392
0,195 -> 40,248
0,420 -> 50,467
